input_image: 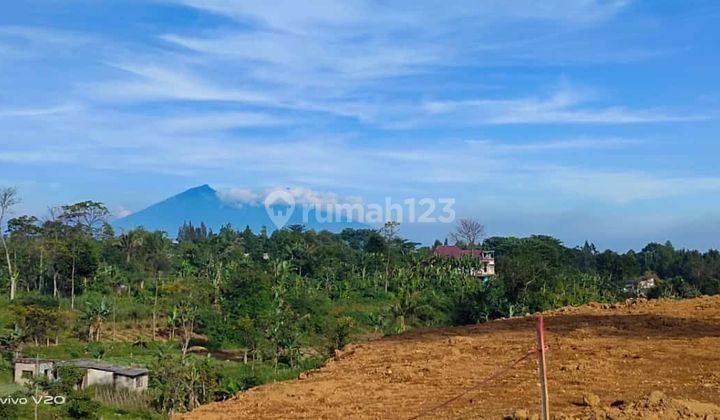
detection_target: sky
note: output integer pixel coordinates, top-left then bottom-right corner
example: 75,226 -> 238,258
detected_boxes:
1,0 -> 719,250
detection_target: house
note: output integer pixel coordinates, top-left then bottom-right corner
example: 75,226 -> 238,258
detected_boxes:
623,277 -> 657,297
13,358 -> 55,384
433,245 -> 495,279
13,358 -> 149,391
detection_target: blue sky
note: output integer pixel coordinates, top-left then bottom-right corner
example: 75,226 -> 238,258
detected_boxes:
1,0 -> 719,250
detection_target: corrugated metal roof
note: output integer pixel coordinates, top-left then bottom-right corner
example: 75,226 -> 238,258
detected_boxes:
63,359 -> 148,377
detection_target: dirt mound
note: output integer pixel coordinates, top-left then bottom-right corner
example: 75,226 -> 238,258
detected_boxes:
179,296 -> 720,419
563,391 -> 720,419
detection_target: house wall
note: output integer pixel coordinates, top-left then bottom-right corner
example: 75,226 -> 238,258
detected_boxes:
114,374 -> 149,391
84,368 -> 114,387
14,361 -> 55,385
136,374 -> 148,390
114,374 -> 134,390
486,262 -> 495,275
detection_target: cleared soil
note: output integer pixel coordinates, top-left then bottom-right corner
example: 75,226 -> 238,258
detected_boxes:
179,296 -> 720,419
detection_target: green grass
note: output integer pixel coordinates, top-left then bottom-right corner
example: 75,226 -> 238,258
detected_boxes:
1,293 -> 333,419
22,339 -> 170,367
0,371 -> 23,395
96,405 -> 165,419
214,355 -> 325,384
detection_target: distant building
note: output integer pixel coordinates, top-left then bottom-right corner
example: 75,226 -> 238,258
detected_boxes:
623,277 -> 657,297
433,245 -> 495,279
13,358 -> 149,391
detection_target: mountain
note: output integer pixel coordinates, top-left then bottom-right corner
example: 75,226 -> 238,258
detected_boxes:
112,184 -> 366,235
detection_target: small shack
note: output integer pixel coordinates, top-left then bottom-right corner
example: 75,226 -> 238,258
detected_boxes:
13,357 -> 56,384
13,357 -> 149,391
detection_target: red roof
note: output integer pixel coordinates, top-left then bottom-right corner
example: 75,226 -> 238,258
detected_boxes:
433,245 -> 487,258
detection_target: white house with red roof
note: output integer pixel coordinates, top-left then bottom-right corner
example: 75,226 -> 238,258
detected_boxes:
432,245 -> 495,279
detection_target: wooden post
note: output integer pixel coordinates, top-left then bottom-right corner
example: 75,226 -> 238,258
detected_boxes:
536,315 -> 550,420
34,354 -> 39,420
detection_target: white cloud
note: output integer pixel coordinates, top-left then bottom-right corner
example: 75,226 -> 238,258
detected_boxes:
0,104 -> 81,118
216,186 -> 361,208
173,0 -> 631,30
91,63 -> 273,104
216,188 -> 263,206
153,112 -> 292,132
467,137 -> 640,152
422,87 -> 704,125
113,207 -> 133,218
148,0 -> 650,127
171,0 -> 367,32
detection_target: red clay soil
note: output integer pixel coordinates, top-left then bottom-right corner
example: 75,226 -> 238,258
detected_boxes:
178,296 -> 720,419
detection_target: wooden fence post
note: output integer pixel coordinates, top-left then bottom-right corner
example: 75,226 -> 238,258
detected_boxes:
536,315 -> 550,420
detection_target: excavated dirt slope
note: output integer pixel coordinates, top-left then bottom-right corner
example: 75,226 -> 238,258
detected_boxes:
179,296 -> 720,419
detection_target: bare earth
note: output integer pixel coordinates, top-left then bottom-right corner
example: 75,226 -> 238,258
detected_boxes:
179,296 -> 720,419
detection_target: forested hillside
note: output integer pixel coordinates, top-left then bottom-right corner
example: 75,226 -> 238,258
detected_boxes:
1,193 -> 719,417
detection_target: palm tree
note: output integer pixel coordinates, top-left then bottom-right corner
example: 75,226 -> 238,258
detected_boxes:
116,228 -> 145,266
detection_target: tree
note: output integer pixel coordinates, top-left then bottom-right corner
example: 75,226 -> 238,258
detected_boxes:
140,230 -> 170,339
40,216 -> 69,298
381,221 -> 400,241
390,274 -> 430,332
7,215 -> 40,293
451,218 -> 485,248
150,352 -> 217,414
59,201 -> 110,237
116,228 -> 145,266
14,305 -> 62,346
59,202 -> 107,308
177,301 -> 197,357
83,299 -> 111,342
0,187 -> 20,300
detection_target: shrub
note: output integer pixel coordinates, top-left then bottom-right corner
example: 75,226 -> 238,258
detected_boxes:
66,389 -> 100,419
325,316 -> 354,352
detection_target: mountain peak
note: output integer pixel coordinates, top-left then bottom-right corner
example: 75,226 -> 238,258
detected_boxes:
176,184 -> 217,199
113,184 -> 366,236
187,184 -> 214,193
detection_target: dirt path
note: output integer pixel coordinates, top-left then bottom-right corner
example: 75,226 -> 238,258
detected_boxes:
179,296 -> 720,419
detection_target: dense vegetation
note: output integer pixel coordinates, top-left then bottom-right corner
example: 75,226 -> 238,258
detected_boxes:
1,191 -> 719,418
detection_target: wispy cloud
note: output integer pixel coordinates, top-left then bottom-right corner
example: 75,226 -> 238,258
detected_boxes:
0,104 -> 81,118
173,0 -> 631,29
422,87 -> 705,125
0,25 -> 96,60
466,137 -> 640,152
91,64 -> 273,104
3,0 -> 720,249
147,0 -> 651,126
153,112 -> 293,132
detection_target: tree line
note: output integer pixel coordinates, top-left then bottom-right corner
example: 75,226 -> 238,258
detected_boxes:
1,187 -> 719,415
